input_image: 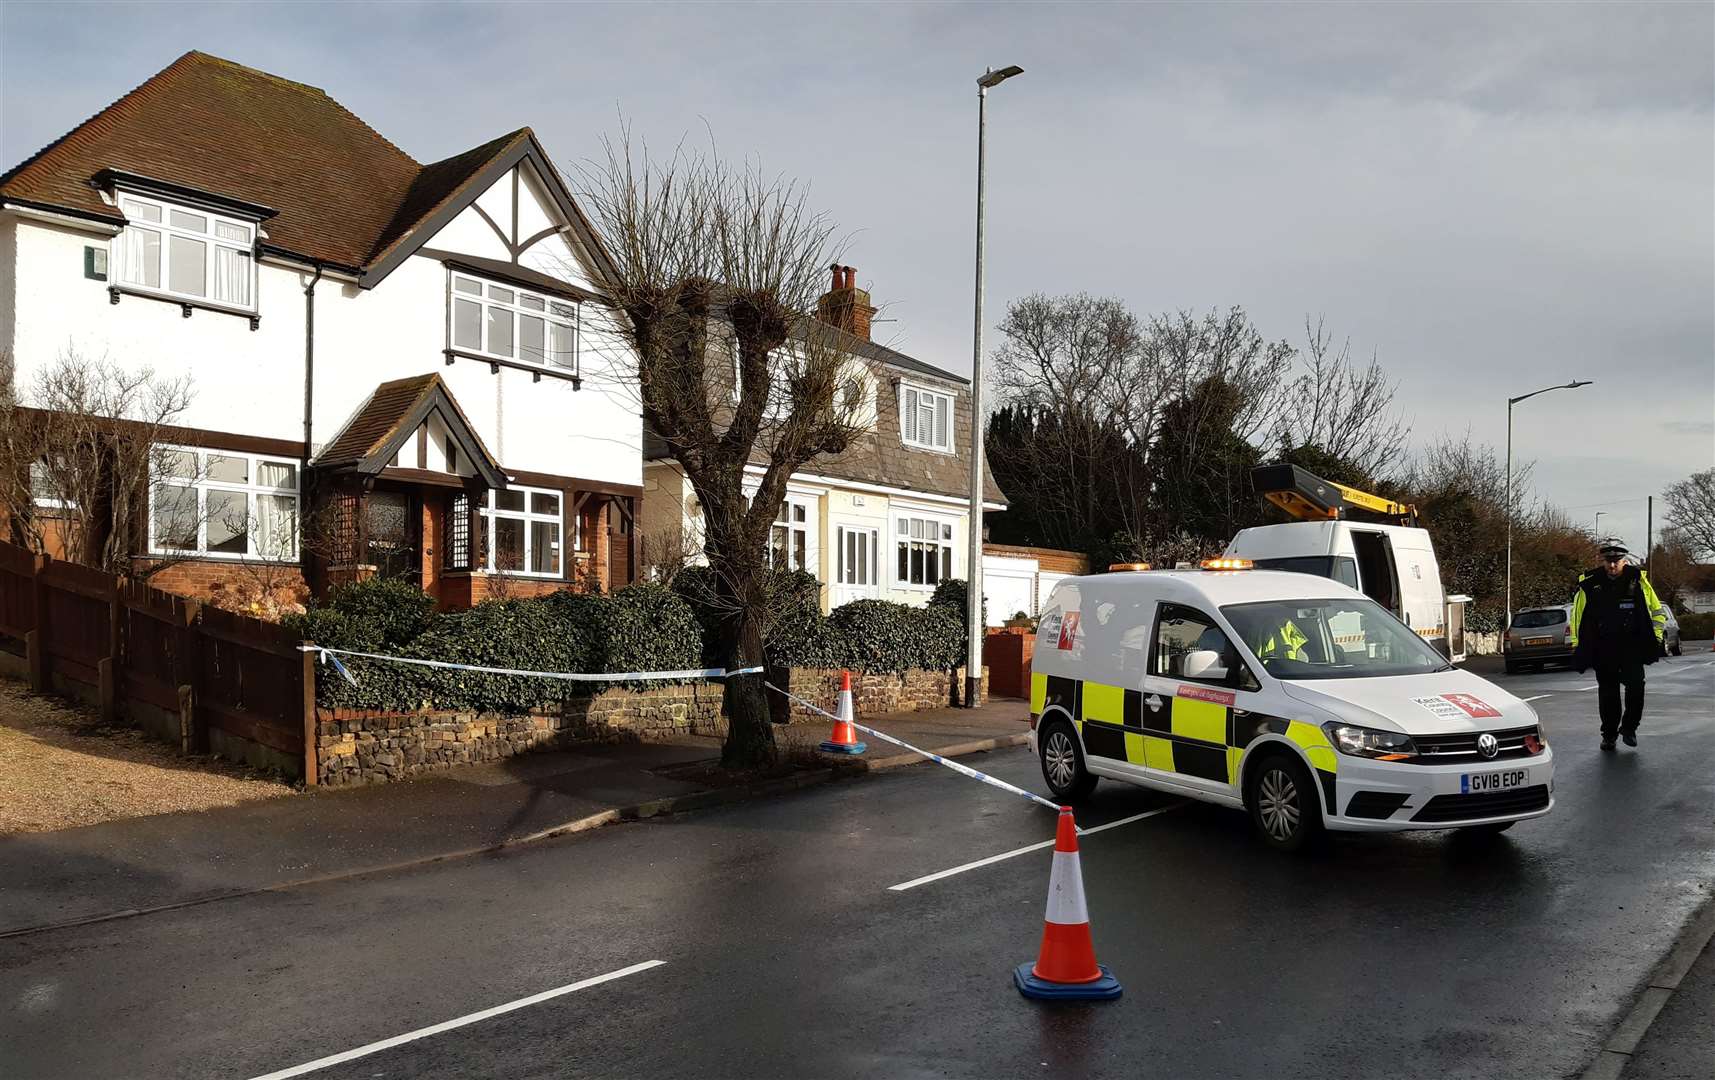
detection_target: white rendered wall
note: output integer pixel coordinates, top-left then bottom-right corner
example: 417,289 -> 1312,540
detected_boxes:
3,165 -> 641,488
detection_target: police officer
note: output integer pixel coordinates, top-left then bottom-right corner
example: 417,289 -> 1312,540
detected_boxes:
1570,541 -> 1666,750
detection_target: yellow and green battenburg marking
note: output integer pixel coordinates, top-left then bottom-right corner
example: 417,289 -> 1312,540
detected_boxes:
1030,672 -> 1338,806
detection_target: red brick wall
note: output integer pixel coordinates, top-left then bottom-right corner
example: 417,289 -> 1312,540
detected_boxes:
142,558 -> 310,617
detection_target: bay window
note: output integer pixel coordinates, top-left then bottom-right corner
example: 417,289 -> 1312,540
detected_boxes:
479,486 -> 562,576
115,193 -> 255,309
149,447 -> 298,559
895,513 -> 954,587
449,272 -> 578,375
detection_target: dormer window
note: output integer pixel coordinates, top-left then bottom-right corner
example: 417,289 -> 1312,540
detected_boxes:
900,383 -> 954,452
113,193 -> 255,310
449,272 -> 578,375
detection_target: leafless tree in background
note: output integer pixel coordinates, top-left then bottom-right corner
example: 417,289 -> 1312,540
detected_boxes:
1276,317 -> 1410,481
576,132 -> 867,768
1663,468 -> 1715,562
0,349 -> 201,578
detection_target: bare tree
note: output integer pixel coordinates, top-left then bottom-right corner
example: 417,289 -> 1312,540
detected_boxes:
1663,468 -> 1715,562
1276,317 -> 1410,481
575,134 -> 867,768
0,348 -> 201,577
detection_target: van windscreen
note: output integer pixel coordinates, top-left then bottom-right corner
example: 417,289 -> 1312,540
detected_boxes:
1251,556 -> 1360,591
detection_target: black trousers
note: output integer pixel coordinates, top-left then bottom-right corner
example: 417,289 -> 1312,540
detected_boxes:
1594,660 -> 1646,738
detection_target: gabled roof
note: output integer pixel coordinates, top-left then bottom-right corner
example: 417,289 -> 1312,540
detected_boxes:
315,373 -> 505,489
0,51 -> 608,286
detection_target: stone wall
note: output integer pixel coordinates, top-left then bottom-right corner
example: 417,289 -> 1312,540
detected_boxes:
771,666 -> 987,724
314,665 -> 977,786
316,681 -> 725,786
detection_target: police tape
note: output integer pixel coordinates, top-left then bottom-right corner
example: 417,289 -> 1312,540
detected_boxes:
296,644 -> 764,688
762,681 -> 1065,817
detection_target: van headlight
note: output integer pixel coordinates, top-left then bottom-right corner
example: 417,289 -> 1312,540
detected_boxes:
1322,722 -> 1417,760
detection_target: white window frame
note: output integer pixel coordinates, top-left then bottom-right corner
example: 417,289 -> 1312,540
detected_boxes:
480,485 -> 564,578
766,494 -> 815,572
900,382 -> 955,452
29,460 -> 76,510
892,510 -> 956,590
112,192 -> 257,312
448,271 -> 579,376
147,446 -> 300,561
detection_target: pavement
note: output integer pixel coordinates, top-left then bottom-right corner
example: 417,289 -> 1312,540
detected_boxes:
0,655 -> 1709,1079
1623,930 -> 1715,1080
0,698 -> 1028,936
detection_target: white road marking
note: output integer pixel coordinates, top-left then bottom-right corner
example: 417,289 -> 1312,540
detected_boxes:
245,960 -> 667,1079
1521,695 -> 1553,703
887,804 -> 1184,892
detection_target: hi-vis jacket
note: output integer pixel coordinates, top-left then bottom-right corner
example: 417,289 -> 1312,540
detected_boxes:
1569,565 -> 1665,659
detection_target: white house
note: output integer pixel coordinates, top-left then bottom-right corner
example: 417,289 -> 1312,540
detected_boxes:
0,51 -> 642,607
640,266 -> 1008,613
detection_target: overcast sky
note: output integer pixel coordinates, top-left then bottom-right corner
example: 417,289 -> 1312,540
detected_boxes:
4,1 -> 1711,553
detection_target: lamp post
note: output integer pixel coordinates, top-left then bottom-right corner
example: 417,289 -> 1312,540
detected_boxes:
1505,380 -> 1592,626
1594,511 -> 1605,538
966,63 -> 1023,709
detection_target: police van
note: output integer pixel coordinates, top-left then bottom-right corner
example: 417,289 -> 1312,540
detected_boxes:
1028,563 -> 1554,851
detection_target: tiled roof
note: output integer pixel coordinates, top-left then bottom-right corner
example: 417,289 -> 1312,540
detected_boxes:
0,51 -> 524,272
316,375 -> 445,467
315,373 -> 501,491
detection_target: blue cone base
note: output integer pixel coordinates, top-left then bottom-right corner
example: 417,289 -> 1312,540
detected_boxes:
1014,963 -> 1123,1001
820,740 -> 867,754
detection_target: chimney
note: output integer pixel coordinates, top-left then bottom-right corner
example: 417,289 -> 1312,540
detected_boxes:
816,263 -> 877,341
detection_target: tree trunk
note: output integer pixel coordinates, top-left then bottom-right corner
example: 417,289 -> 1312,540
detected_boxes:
714,569 -> 777,770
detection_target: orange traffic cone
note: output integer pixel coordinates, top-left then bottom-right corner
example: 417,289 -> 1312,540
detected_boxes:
819,670 -> 867,755
1014,806 -> 1122,1000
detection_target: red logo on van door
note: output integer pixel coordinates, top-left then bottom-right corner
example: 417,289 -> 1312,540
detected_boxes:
1178,685 -> 1236,707
1057,612 -> 1081,650
1441,693 -> 1501,719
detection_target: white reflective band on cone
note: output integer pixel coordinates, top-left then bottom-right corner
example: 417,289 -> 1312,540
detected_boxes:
1044,851 -> 1090,925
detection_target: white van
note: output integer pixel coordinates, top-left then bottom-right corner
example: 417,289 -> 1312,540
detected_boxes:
1028,565 -> 1553,851
1225,520 -> 1468,660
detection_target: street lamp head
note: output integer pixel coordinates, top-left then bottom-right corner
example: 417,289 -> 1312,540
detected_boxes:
978,65 -> 1024,89
1567,379 -> 1593,388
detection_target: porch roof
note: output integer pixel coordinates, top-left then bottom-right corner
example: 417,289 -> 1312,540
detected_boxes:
314,373 -> 506,489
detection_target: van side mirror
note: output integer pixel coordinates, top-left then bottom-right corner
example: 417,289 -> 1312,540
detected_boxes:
1183,649 -> 1228,681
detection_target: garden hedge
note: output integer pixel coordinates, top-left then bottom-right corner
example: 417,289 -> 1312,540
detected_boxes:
301,573 -> 974,711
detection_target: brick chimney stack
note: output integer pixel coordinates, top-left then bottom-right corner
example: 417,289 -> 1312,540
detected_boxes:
816,264 -> 877,341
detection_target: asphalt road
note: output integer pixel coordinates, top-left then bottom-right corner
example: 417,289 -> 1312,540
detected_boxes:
2,654 -> 1711,1080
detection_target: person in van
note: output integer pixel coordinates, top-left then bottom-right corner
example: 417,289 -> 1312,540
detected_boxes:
1570,541 -> 1666,750
1250,617 -> 1310,662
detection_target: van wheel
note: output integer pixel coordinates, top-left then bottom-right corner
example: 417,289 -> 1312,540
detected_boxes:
1503,659 -> 1519,675
1039,720 -> 1097,803
1245,753 -> 1323,853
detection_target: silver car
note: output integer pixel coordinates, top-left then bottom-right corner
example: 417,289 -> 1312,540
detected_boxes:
1504,605 -> 1575,673
1662,607 -> 1683,656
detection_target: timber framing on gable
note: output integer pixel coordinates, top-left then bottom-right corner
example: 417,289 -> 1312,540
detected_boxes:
361,135 -> 616,292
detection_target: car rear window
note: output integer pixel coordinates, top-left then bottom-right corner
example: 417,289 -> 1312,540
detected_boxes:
1513,609 -> 1566,628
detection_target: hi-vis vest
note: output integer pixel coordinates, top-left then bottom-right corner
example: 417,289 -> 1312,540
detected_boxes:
1255,619 -> 1308,662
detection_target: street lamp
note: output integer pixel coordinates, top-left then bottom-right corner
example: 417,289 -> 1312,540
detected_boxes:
966,63 -> 1023,709
1505,379 -> 1592,626
1594,511 -> 1606,538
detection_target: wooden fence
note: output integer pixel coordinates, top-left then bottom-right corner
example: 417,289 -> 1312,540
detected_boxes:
0,540 -> 316,782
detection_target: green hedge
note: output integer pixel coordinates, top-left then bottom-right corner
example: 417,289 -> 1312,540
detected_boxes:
304,572 -> 971,711
1678,611 -> 1715,642
282,577 -> 437,654
306,583 -> 703,712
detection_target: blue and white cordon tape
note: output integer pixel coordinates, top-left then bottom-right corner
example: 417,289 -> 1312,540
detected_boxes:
763,681 -> 1065,818
297,644 -> 763,688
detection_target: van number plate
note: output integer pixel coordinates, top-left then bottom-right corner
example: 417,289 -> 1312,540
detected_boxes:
1524,636 -> 1552,646
1463,769 -> 1528,794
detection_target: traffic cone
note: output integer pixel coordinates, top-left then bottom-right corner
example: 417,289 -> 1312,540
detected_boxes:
819,670 -> 867,754
1014,806 -> 1122,1001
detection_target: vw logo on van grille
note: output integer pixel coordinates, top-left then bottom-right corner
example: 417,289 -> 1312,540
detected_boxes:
1476,732 -> 1499,759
